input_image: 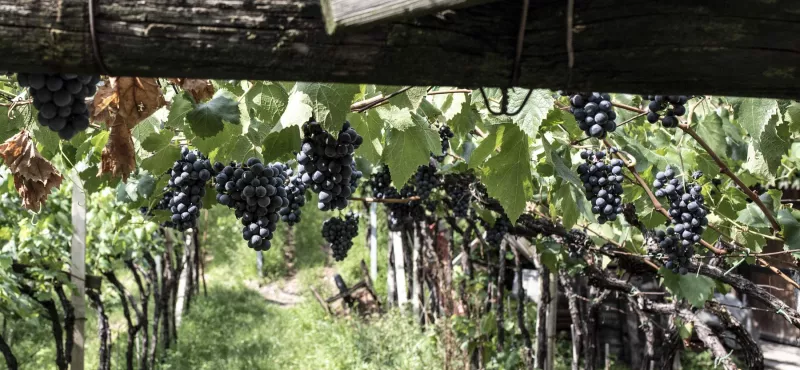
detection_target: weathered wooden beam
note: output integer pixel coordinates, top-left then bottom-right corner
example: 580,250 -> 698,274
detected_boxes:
319,0 -> 495,34
0,1 -> 799,98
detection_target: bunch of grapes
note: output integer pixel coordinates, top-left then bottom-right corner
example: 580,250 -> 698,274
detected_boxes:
368,166 -> 393,198
414,163 -> 441,200
166,149 -> 213,231
653,166 -> 708,249
322,212 -> 360,261
649,228 -> 692,275
566,92 -> 618,138
17,73 -> 100,140
433,125 -> 455,162
279,175 -> 307,225
643,95 -> 689,128
213,158 -> 289,251
443,173 -> 473,218
577,150 -> 624,224
484,216 -> 511,247
296,119 -> 363,211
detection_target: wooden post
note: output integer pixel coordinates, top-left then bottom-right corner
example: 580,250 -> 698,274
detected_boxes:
391,230 -> 408,307
571,325 -> 579,370
546,273 -> 558,370
387,232 -> 397,306
411,224 -> 423,323
175,229 -> 193,327
368,203 -> 378,282
604,343 -> 611,370
70,171 -> 86,370
256,251 -> 264,279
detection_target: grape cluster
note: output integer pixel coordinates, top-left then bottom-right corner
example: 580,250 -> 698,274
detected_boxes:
433,125 -> 454,162
650,228 -> 692,275
296,119 -> 363,211
643,95 -> 689,128
443,173 -> 473,218
279,175 -> 307,225
213,158 -> 290,251
577,150 -> 624,224
414,163 -> 440,200
165,149 -> 213,231
322,212 -> 360,261
566,92 -> 618,138
484,216 -> 511,247
653,166 -> 708,249
17,73 -> 99,140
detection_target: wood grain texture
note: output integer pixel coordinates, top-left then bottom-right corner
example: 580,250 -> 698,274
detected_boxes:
0,1 -> 799,98
320,0 -> 494,34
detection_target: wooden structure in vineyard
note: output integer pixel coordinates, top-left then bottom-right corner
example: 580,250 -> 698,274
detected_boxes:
0,1 -> 798,98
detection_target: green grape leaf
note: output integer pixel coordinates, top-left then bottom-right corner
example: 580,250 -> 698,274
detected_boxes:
509,89 -> 554,138
660,268 -> 716,308
450,99 -> 482,138
382,113 -> 439,187
244,82 -> 289,125
481,124 -> 533,224
695,112 -> 727,156
376,105 -> 413,131
348,112 -> 383,164
275,83 -> 359,133
0,105 -> 29,143
468,127 -> 502,168
735,98 -> 778,140
140,130 -> 174,152
542,137 -> 581,187
165,93 -> 193,131
778,209 -> 800,251
383,86 -> 427,111
186,91 -> 240,138
262,125 -> 301,163
141,144 -> 181,176
758,117 -> 790,174
556,183 -> 579,229
136,173 -> 156,199
735,191 -> 777,229
785,102 -> 800,132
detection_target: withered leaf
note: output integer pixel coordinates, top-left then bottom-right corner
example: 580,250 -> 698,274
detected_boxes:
0,131 -> 63,211
98,117 -> 137,182
170,78 -> 215,102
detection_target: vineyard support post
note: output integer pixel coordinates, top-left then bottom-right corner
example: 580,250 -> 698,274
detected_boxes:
257,251 -> 264,279
369,203 -> 378,281
546,272 -> 558,370
411,223 -> 423,324
391,230 -> 408,307
70,170 -> 86,370
175,229 -> 193,327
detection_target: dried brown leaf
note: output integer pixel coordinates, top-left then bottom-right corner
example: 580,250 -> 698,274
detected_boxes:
0,131 -> 63,211
179,79 -> 215,102
115,77 -> 166,128
90,81 -> 118,125
98,119 -> 136,182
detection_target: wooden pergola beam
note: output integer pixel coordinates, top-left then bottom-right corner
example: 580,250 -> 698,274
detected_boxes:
0,1 -> 799,98
319,0 -> 497,34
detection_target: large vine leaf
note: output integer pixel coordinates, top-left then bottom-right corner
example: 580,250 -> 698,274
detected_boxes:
694,112 -> 727,156
244,82 -> 288,125
735,98 -> 778,140
381,113 -> 439,187
186,90 -> 240,138
262,125 -> 301,163
758,117 -> 790,174
274,83 -> 359,134
660,268 -> 716,308
481,123 -> 533,224
509,89 -> 554,138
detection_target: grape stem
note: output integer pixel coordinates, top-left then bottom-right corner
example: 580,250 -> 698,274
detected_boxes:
610,99 -> 783,235
348,196 -> 420,204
